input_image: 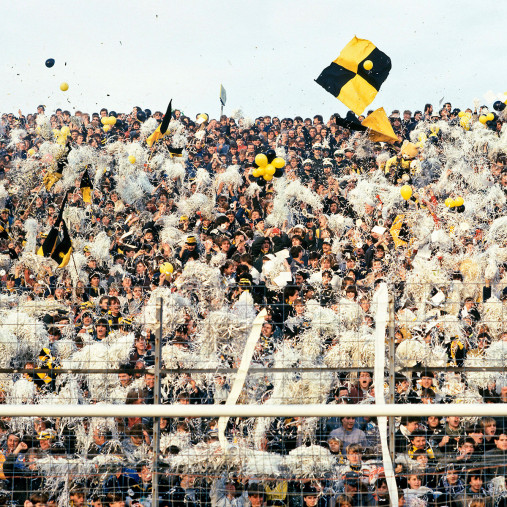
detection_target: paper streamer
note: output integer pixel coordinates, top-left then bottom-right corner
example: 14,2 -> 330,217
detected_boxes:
218,309 -> 267,450
373,283 -> 398,506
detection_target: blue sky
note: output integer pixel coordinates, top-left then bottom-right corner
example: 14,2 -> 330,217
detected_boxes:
1,0 -> 506,119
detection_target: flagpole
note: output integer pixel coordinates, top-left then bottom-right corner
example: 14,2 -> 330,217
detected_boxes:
22,184 -> 44,220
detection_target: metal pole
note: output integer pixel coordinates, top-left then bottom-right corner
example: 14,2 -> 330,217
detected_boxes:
152,297 -> 163,505
220,103 -> 223,119
388,294 -> 396,463
1,403 -> 506,418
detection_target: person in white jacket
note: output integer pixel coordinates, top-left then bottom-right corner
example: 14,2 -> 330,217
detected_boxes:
210,477 -> 248,507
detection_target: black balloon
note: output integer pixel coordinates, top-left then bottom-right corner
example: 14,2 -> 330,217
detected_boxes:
274,168 -> 284,178
109,111 -> 117,117
45,58 -> 55,68
493,101 -> 506,112
257,177 -> 266,187
144,109 -> 152,118
136,111 -> 146,122
265,149 -> 276,163
456,205 -> 465,213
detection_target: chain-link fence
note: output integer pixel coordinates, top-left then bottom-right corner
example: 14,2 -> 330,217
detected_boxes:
0,281 -> 506,506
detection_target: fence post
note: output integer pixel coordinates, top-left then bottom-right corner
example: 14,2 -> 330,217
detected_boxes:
388,294 -> 396,463
152,297 -> 163,505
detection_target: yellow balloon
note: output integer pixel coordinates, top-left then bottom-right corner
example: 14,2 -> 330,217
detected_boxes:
257,167 -> 266,176
265,164 -> 276,176
255,153 -> 268,167
487,113 -> 494,122
458,111 -> 465,118
252,168 -> 262,178
272,157 -> 286,169
460,117 -> 470,131
128,155 -> 136,164
479,115 -> 488,124
454,196 -> 464,207
103,125 -> 111,132
363,60 -> 373,71
56,136 -> 66,145
448,199 -> 456,208
263,174 -> 274,181
400,185 -> 412,201
418,133 -> 427,143
109,116 -> 117,125
60,82 -> 69,92
465,112 -> 472,118
61,126 -> 70,136
28,148 -> 35,156
101,117 -> 108,125
52,128 -> 60,137
160,262 -> 174,275
444,198 -> 453,207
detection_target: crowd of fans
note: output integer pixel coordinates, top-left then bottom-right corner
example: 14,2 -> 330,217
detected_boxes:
0,99 -> 506,506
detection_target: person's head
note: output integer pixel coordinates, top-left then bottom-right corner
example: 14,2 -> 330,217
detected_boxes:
467,472 -> 483,493
481,416 -> 497,436
29,493 -> 49,507
445,466 -> 460,485
458,436 -> 475,456
358,371 -> 372,388
118,368 -> 132,387
343,472 -> 360,493
341,416 -> 356,431
135,333 -> 147,351
6,432 -> 20,451
406,473 -> 421,490
494,432 -> 507,451
248,483 -> 265,507
419,371 -> 434,388
395,373 -> 410,393
402,416 -> 420,433
139,462 -> 152,483
420,388 -> 435,404
447,416 -> 461,429
37,430 -> 55,450
302,485 -> 319,506
409,429 -> 426,450
126,388 -> 144,405
466,424 -> 484,445
129,423 -> 145,446
105,493 -> 125,507
413,449 -> 428,467
327,436 -> 342,454
96,319 -> 109,339
70,488 -> 86,506
145,370 -> 155,389
345,443 -> 363,464
261,322 -> 274,337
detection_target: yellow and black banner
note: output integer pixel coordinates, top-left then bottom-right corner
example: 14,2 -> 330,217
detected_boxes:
315,36 -> 391,115
80,168 -> 93,203
50,219 -> 72,268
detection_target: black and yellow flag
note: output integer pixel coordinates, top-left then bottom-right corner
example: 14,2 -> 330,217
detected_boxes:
50,219 -> 72,268
37,192 -> 68,258
168,146 -> 184,158
315,37 -> 391,115
146,99 -> 172,148
80,168 -> 93,203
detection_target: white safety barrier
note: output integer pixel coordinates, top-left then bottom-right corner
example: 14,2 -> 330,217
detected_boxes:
1,403 -> 506,418
373,283 -> 398,506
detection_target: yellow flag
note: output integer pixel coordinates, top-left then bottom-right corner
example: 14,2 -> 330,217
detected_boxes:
361,107 -> 399,144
